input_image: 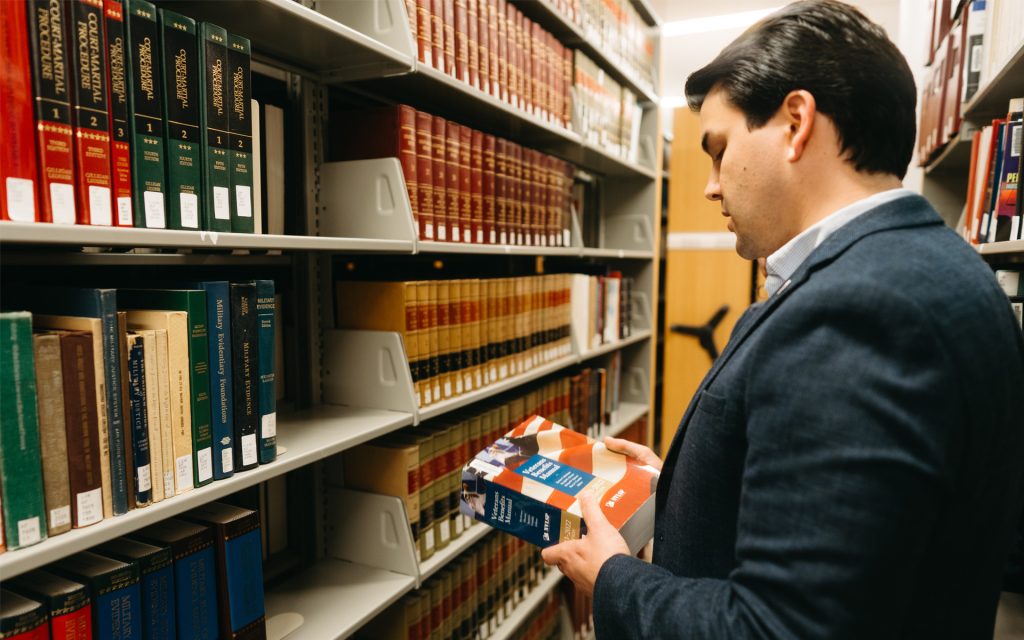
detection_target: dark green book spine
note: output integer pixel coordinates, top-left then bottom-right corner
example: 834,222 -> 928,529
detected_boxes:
159,9 -> 202,230
227,34 -> 254,234
254,280 -> 276,464
124,0 -> 168,228
198,22 -> 231,232
230,284 -> 259,471
0,312 -> 47,549
127,336 -> 152,506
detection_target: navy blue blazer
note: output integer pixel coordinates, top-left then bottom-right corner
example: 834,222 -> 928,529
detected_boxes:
593,195 -> 1024,639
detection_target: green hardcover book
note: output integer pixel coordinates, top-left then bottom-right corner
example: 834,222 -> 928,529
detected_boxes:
253,280 -> 276,464
198,22 -> 232,232
159,9 -> 202,230
0,312 -> 47,549
124,0 -> 168,228
227,34 -> 254,234
118,290 -> 214,487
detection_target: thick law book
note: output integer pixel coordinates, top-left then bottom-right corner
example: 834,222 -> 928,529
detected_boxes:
134,329 -> 166,502
1,0 -> 40,223
159,9 -> 202,230
52,552 -> 142,640
65,0 -> 114,226
0,590 -> 48,640
131,518 -> 219,640
0,313 -> 47,550
188,281 -> 234,479
25,0 -> 76,223
253,280 -> 277,464
185,502 -> 267,639
104,0 -> 133,226
229,283 -> 259,471
94,537 -> 176,640
116,311 -> 136,511
342,438 -> 421,551
7,570 -> 91,639
227,34 -> 254,233
198,22 -> 232,232
415,110 -> 435,240
126,334 -> 153,506
31,333 -> 73,537
460,415 -> 658,553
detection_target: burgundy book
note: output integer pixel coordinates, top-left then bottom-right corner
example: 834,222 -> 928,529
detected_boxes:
495,0 -> 508,103
431,0 -> 444,71
506,3 -> 519,110
443,0 -> 456,77
455,0 -> 469,84
467,0 -> 479,90
431,115 -> 448,241
58,330 -> 104,528
416,0 -> 432,67
495,137 -> 508,244
471,129 -> 483,244
415,110 -> 435,240
509,142 -> 522,245
1,0 -> 40,223
488,0 -> 499,99
482,133 -> 496,244
446,121 -> 462,242
477,0 -> 490,94
458,124 -> 472,243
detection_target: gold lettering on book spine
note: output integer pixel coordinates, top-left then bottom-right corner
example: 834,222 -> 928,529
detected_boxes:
86,12 -> 101,104
48,1 -> 66,96
211,58 -> 224,116
174,49 -> 188,108
138,37 -> 154,101
232,66 -> 245,121
109,35 -> 126,104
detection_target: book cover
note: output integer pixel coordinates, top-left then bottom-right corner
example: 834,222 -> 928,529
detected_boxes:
94,537 -> 175,640
126,334 -> 153,506
65,0 -> 114,226
1,0 -> 40,223
995,104 -> 1021,242
229,283 -> 259,471
189,281 -> 234,479
116,311 -> 136,511
7,571 -> 90,639
52,551 -> 142,640
104,0 -> 133,227
25,0 -> 76,224
415,110 -> 435,240
460,415 -> 658,553
159,8 -> 202,230
445,121 -> 461,243
0,590 -> 48,640
253,280 -> 277,464
119,289 -> 213,487
131,518 -> 219,640
227,33 -> 254,233
151,328 -> 176,498
31,333 -> 72,536
185,502 -> 266,639
198,22 -> 232,232
134,330 -> 165,501
432,115 -> 448,241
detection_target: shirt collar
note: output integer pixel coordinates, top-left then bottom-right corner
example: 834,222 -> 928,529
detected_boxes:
764,188 -> 916,297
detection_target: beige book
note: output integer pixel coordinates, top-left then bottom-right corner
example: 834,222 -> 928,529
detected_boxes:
450,280 -> 468,395
35,315 -> 113,518
468,279 -> 483,390
126,310 -> 193,495
133,330 -> 165,503
151,329 -> 175,500
427,281 -> 441,403
342,441 -> 420,528
32,333 -> 72,536
485,279 -> 499,384
415,281 -> 435,406
436,281 -> 453,400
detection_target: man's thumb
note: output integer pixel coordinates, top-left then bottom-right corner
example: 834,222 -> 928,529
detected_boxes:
580,490 -> 612,534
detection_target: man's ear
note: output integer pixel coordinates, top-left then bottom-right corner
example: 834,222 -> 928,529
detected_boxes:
781,90 -> 816,163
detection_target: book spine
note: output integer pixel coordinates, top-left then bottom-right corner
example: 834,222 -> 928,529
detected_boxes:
138,332 -> 164,502
471,129 -> 483,244
458,124 -> 472,243
104,0 -> 133,226
495,137 -> 508,244
254,280 -> 277,465
227,34 -> 254,233
477,0 -> 489,93
432,116 -> 447,241
467,0 -> 479,90
199,22 -> 232,231
50,604 -> 93,639
1,1 -> 40,223
455,0 -> 469,83
95,578 -> 143,639
443,0 -> 455,76
180,296 -> 215,487
230,284 -> 260,472
117,311 -> 136,511
962,0 -> 985,103
220,516 -> 266,637
66,0 -> 114,225
483,134 -> 495,243
159,9 -> 202,230
416,0 -> 432,66
103,297 -> 129,515
431,0 -> 444,72
127,337 -> 152,506
124,0 -> 168,228
25,0 -> 76,223
446,122 -> 461,243
140,562 -> 176,639
416,110 -> 435,240
32,334 -> 72,536
60,331 -> 104,527
399,105 -> 419,239
173,543 -> 219,638
203,283 -> 235,479
152,326 -> 181,497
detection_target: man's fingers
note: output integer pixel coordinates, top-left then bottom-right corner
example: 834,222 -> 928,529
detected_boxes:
604,437 -> 660,468
580,491 -> 614,535
541,544 -> 563,566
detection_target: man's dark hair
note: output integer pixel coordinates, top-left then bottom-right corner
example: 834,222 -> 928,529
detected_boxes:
685,0 -> 916,179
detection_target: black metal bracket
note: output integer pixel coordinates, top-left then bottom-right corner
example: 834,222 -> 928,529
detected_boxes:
670,305 -> 729,361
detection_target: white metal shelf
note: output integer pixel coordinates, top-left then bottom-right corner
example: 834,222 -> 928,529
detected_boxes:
962,39 -> 1024,121
577,141 -> 659,179
416,241 -> 581,257
581,248 -> 656,259
580,330 -> 652,361
418,521 -> 493,583
978,239 -> 1024,256
0,406 -> 413,580
605,401 -> 650,439
489,569 -> 564,640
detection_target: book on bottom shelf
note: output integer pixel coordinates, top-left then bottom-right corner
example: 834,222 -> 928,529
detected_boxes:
94,537 -> 176,640
7,570 -> 92,638
460,415 -> 657,553
0,589 -> 48,640
51,551 -> 142,640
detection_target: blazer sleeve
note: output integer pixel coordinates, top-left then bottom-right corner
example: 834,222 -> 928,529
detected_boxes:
593,282 -> 965,639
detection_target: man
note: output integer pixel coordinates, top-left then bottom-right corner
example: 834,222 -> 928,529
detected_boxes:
541,1 -> 1024,637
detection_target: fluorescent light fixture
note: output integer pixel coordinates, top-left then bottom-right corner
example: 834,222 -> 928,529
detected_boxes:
662,7 -> 782,37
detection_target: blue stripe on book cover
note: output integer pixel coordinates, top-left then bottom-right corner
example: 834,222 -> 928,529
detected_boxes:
95,581 -> 143,640
173,546 -> 219,639
191,281 -> 234,480
141,563 -> 175,640
461,478 -> 563,548
224,528 -> 266,634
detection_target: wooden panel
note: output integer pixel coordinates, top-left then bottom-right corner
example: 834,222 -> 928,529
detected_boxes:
668,109 -> 727,233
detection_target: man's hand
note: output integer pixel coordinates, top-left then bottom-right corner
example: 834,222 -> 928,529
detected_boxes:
605,436 -> 663,472
541,491 -> 630,595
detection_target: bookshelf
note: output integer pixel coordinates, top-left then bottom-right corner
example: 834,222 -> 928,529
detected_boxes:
0,0 -> 661,637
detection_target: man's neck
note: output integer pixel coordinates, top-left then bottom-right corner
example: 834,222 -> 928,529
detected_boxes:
794,171 -> 904,233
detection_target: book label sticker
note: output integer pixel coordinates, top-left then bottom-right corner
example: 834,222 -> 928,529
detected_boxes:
453,515 -> 463,535
455,378 -> 463,394
236,185 -> 252,217
213,186 -> 231,220
50,505 -> 72,529
444,381 -> 452,397
477,229 -> 483,243
51,183 -> 77,224
17,516 -> 41,546
138,464 -> 152,492
181,192 -> 199,229
439,226 -> 447,241
88,186 -> 112,225
117,197 -> 133,226
426,222 -> 434,239
197,447 -> 213,482
5,177 -> 36,221
222,447 -> 234,474
425,528 -> 435,550
262,412 -> 277,438
144,190 -> 166,228
440,523 -> 451,543
77,487 -> 103,526
163,472 -> 174,499
242,433 -> 257,467
176,454 -> 193,491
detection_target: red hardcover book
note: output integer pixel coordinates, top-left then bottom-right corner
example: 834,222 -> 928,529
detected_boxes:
516,9 -> 527,112
0,590 -> 48,640
432,115 -> 448,241
431,0 -> 444,71
443,0 -> 456,77
520,148 -> 532,245
506,3 -> 519,109
530,23 -> 540,118
471,129 -> 483,244
416,0 -> 433,66
446,121 -> 461,242
941,22 -> 965,146
459,124 -> 472,243
525,149 -> 537,245
508,142 -> 520,245
66,0 -> 114,226
467,0 -> 479,90
104,0 -> 132,227
482,134 -> 496,244
488,0 -> 500,99
1,0 -> 40,222
477,0 -> 490,93
495,1 -> 508,103
495,137 -> 508,244
563,45 -> 573,127
455,0 -> 469,84
416,110 -> 435,240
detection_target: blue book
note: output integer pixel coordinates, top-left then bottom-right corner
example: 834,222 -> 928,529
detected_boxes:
131,518 -> 219,640
186,502 -> 266,638
95,538 -> 176,640
187,281 -> 235,480
253,280 -> 276,464
126,334 -> 152,506
52,551 -> 142,640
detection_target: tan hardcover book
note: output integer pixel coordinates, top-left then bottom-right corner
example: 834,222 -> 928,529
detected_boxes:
449,281 -> 467,395
471,279 -> 485,389
427,281 -> 442,403
125,310 -> 193,495
415,281 -> 435,406
487,279 -> 500,384
134,330 -> 165,503
436,280 -> 453,400
32,333 -> 72,536
152,329 -> 174,499
342,441 -> 420,530
406,283 -> 425,408
35,315 -> 113,518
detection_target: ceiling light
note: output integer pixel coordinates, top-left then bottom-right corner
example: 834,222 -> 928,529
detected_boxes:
661,7 -> 782,37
